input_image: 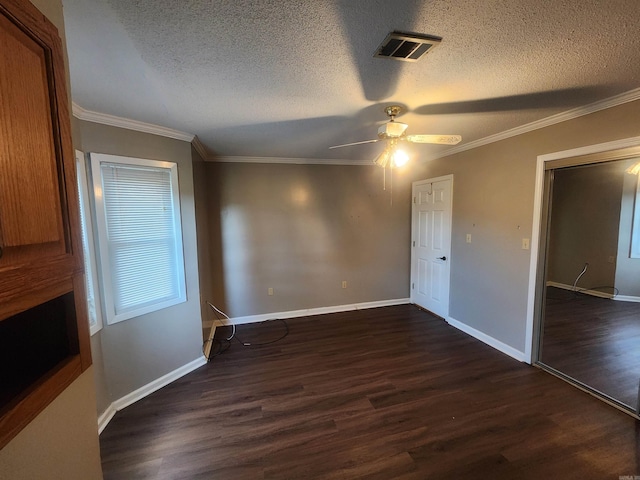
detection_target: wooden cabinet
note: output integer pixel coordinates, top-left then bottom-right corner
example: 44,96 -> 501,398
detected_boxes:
0,0 -> 91,448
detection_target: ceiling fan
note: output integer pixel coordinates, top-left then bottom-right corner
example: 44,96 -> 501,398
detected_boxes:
329,105 -> 462,168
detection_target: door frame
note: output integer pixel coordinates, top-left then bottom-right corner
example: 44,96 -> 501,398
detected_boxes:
410,174 -> 454,318
526,135 -> 640,365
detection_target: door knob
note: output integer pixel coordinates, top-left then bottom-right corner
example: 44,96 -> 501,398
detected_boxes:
437,256 -> 447,261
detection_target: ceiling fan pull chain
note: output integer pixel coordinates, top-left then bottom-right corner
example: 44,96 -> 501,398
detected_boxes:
383,163 -> 386,191
390,164 -> 393,205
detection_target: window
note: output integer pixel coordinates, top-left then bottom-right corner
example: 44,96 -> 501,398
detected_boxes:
90,153 -> 186,324
631,173 -> 640,258
76,150 -> 103,335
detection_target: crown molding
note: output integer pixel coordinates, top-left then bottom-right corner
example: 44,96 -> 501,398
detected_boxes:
74,86 -> 640,166
72,102 -> 195,142
427,87 -> 640,161
72,103 -> 368,165
191,135 -> 209,160
208,155 -> 374,166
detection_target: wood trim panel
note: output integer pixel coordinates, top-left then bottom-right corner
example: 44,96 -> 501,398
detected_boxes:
73,273 -> 92,371
0,355 -> 82,449
0,0 -> 92,449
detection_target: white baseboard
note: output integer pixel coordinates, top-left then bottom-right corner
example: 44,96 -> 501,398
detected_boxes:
546,281 -> 614,299
96,299 -> 421,432
446,316 -> 526,362
548,281 -> 640,302
98,355 -> 207,434
227,298 -> 411,325
97,404 -> 117,434
614,295 -> 640,303
202,319 -> 214,329
98,300 -> 409,433
547,281 -> 615,299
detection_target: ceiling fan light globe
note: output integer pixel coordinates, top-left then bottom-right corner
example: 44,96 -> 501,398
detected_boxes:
374,149 -> 392,167
393,149 -> 409,167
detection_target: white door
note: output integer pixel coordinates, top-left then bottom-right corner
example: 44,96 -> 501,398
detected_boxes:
410,176 -> 453,318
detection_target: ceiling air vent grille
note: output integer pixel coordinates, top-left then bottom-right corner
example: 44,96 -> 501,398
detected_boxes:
374,31 -> 441,62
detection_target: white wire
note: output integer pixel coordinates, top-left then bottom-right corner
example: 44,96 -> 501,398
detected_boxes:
572,263 -> 589,291
206,301 -> 236,341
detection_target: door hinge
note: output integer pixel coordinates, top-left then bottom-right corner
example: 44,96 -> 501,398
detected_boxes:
412,283 -> 415,289
412,240 -> 415,247
413,196 -> 416,204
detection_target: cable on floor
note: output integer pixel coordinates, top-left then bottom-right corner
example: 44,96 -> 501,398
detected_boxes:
233,318 -> 289,347
545,263 -> 619,305
573,285 -> 619,298
203,302 -> 289,361
569,262 -> 619,298
202,337 -> 230,359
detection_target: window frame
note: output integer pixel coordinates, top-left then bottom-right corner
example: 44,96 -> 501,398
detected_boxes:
90,153 -> 187,325
75,150 -> 103,335
631,173 -> 640,258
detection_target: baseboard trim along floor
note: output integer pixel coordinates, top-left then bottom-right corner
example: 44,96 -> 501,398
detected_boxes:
100,298 -> 410,433
98,356 -> 207,434
447,316 -> 527,362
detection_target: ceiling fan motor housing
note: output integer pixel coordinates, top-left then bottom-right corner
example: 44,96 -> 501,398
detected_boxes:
378,121 -> 408,138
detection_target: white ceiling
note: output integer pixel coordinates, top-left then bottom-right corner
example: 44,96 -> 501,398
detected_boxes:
62,0 -> 640,163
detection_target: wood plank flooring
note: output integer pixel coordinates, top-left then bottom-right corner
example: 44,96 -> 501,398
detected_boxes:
541,287 -> 640,408
100,304 -> 639,479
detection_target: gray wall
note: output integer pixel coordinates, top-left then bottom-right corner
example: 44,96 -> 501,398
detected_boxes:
192,145 -> 214,330
615,160 -> 640,297
0,370 -> 103,480
412,99 -> 640,354
0,0 -> 104,478
78,121 -> 204,410
547,162 -> 624,291
203,162 -> 412,317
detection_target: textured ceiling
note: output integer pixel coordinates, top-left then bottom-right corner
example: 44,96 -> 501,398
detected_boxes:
62,0 -> 640,162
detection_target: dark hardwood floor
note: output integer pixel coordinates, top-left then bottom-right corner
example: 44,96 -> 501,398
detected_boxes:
541,286 -> 640,408
100,304 -> 639,479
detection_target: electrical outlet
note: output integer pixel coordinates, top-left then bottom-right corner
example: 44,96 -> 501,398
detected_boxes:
342,281 -> 347,289
466,234 -> 472,243
268,287 -> 274,296
522,238 -> 530,250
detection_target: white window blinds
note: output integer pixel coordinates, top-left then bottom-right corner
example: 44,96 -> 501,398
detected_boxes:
91,154 -> 186,324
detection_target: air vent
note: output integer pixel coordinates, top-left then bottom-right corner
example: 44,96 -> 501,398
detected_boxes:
374,31 -> 441,62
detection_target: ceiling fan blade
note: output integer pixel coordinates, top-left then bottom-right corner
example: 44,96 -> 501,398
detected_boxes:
329,139 -> 379,149
405,134 -> 461,145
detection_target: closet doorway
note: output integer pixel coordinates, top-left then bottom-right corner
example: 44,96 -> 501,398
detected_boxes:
535,145 -> 640,415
